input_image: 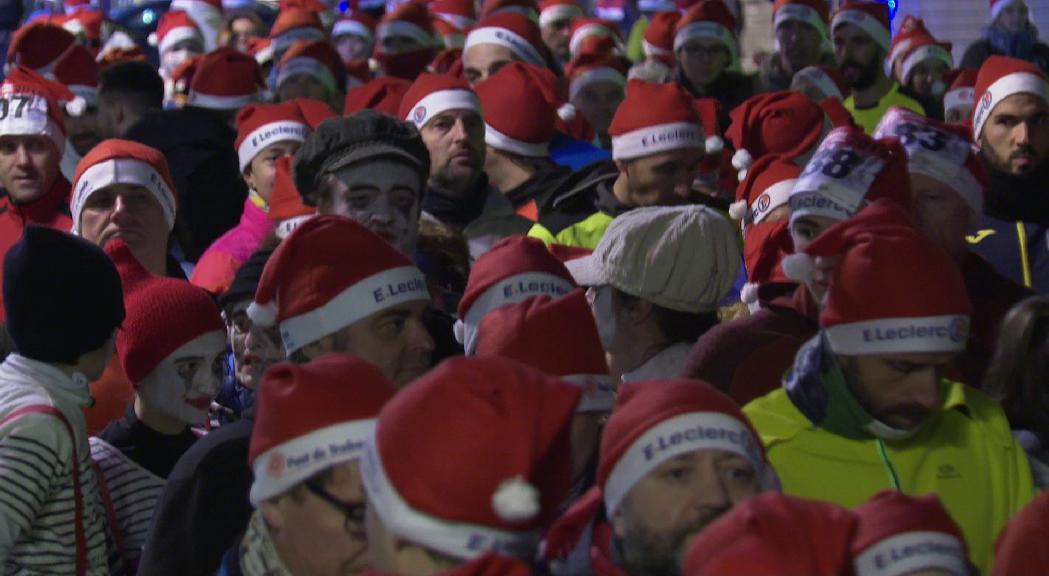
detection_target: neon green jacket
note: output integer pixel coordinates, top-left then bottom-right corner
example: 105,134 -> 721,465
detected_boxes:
744,382 -> 1036,574
528,211 -> 615,250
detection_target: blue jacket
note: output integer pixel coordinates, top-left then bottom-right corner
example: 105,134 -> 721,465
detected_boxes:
967,213 -> 1049,292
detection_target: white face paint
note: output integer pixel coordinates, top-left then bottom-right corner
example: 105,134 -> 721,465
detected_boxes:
322,160 -> 422,255
586,285 -> 618,350
137,330 -> 227,426
161,48 -> 200,77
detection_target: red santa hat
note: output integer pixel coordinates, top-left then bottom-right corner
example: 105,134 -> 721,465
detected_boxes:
0,66 -> 74,153
247,37 -> 274,67
972,55 -> 1049,139
455,236 -> 576,355
475,291 -> 615,413
332,10 -> 376,41
783,199 -> 971,355
433,18 -> 467,48
480,0 -> 540,19
60,9 -> 104,43
726,90 -> 832,180
64,0 -> 94,15
70,139 -> 178,235
992,492 -> 1049,575
989,0 -> 1026,21
268,156 -> 317,239
694,98 -> 725,175
279,0 -> 328,13
568,17 -> 623,57
831,0 -> 891,52
235,98 -> 335,172
873,107 -> 986,214
248,215 -> 430,354
793,64 -> 850,101
942,68 -> 977,118
475,62 -> 564,157
674,0 -> 737,61
608,79 -> 703,161
249,354 -> 396,505
6,21 -> 77,75
345,58 -> 372,89
270,8 -> 327,53
148,10 -> 203,54
787,126 -> 911,226
539,0 -> 583,28
852,491 -> 970,576
887,15 -> 952,84
361,356 -> 580,560
464,12 -> 547,68
730,154 -> 800,226
52,44 -> 98,110
188,47 -> 266,110
343,76 -> 412,116
773,0 -> 829,38
377,1 -> 439,49
684,493 -> 858,576
565,50 -> 627,101
400,72 -> 481,129
106,239 -> 224,387
432,0 -> 478,30
170,54 -> 203,97
643,11 -> 679,64
276,39 -> 344,96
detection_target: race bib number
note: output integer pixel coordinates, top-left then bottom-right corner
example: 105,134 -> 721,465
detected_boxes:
796,141 -> 885,213
0,94 -> 50,135
875,108 -> 969,180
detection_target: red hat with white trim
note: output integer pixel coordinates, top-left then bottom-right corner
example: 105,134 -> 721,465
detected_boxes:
852,491 -> 970,576
399,72 -> 481,129
346,58 -> 372,89
480,0 -> 540,19
188,47 -> 266,110
279,0 -> 327,13
343,76 -> 412,116
643,11 -> 679,65
773,0 -> 829,37
989,0 -> 1026,22
942,68 -> 977,120
455,236 -> 576,355
831,0 -> 891,52
247,215 -> 430,354
433,18 -> 467,48
270,8 -> 327,52
377,1 -> 439,49
361,356 -> 580,561
432,0 -> 477,29
249,354 -> 396,505
247,37 -> 275,67
475,291 -> 615,413
873,107 -> 986,215
887,15 -> 952,85
693,98 -> 724,168
235,98 -> 335,172
70,139 -> 178,235
608,79 -> 703,161
6,21 -> 77,75
52,44 -> 99,110
106,239 -> 224,388
674,0 -> 737,60
268,156 -> 316,239
464,12 -> 548,68
726,90 -> 831,180
792,64 -> 850,101
568,17 -> 623,57
565,50 -> 627,102
332,10 -> 377,41
475,62 -> 562,157
276,39 -> 345,97
783,199 -> 972,356
148,10 -> 203,54
683,493 -> 858,576
729,154 -> 801,226
0,66 -> 78,153
972,55 -> 1049,139
539,0 -> 583,28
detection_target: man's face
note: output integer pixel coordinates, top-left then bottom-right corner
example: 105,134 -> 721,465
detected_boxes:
225,300 -> 284,391
420,109 -> 486,192
839,351 -> 956,430
463,43 -> 516,85
776,20 -> 823,75
278,74 -> 332,106
613,450 -> 761,576
264,462 -> 370,576
230,16 -> 263,53
336,33 -> 372,62
64,107 -> 102,157
573,80 -> 625,136
910,173 -> 974,260
161,38 -> 204,76
677,39 -> 730,89
541,18 -> 573,62
618,147 -> 704,207
833,24 -> 882,90
997,2 -> 1030,33
0,135 -> 60,204
78,183 -> 170,261
906,60 -> 950,97
318,159 -> 423,254
978,93 -> 1049,177
246,140 -> 301,203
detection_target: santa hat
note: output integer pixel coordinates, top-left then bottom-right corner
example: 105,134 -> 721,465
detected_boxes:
64,0 -> 94,15
377,1 -> 438,49
793,64 -> 849,101
773,0 -> 829,37
539,0 -> 583,28
730,154 -> 800,226
683,493 -> 858,576
831,0 -> 891,52
726,90 -> 831,180
787,126 -> 911,226
269,8 -> 327,53
170,54 -> 203,97
455,236 -> 575,355
343,76 -> 412,116
873,107 -> 986,214
70,139 -> 178,235
694,97 -> 724,157
247,37 -> 274,67
989,0 -> 1026,21
400,72 -> 481,129
188,47 -> 265,110
568,17 -> 623,57
248,215 -> 429,354
345,58 -> 372,89
972,55 -> 1049,139
643,11 -> 679,65
279,0 -> 328,13
433,18 -> 467,48
52,44 -> 98,110
480,0 -> 540,19
60,9 -> 104,43
783,199 -> 971,355
475,62 -> 565,157
475,291 -> 615,413
361,356 -> 580,560
464,12 -> 547,68
608,79 -> 703,161
235,98 -> 335,172
249,354 -> 396,505
993,492 -> 1049,575
332,11 -> 376,42
268,156 -> 317,239
276,39 -> 345,96
674,0 -> 737,61
887,15 -> 952,84
106,240 -> 224,387
943,68 -> 977,119
6,21 -> 77,75
98,47 -> 151,69
148,10 -> 203,54
432,0 -> 478,30
852,491 -> 970,576
565,51 -> 627,102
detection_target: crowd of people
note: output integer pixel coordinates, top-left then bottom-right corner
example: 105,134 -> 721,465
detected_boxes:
0,0 -> 1049,573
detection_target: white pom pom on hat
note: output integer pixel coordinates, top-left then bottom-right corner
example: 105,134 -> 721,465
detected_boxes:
781,253 -> 815,283
65,96 -> 86,117
147,32 -> 159,47
740,281 -> 760,304
247,300 -> 278,327
728,199 -> 748,221
731,148 -> 752,170
557,102 -> 576,122
705,135 -> 724,155
491,476 -> 540,522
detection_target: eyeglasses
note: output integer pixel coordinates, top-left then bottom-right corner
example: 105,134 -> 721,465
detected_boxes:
304,479 -> 367,535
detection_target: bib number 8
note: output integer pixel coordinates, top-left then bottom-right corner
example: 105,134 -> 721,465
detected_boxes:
803,148 -> 862,179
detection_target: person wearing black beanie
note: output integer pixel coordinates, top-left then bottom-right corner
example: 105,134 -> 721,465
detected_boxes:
0,225 -> 124,574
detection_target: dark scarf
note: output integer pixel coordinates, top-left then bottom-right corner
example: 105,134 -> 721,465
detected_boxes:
982,156 -> 1049,224
985,23 -> 1040,61
422,175 -> 489,229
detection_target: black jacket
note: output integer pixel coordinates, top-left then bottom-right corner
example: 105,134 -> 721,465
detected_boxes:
677,69 -> 756,131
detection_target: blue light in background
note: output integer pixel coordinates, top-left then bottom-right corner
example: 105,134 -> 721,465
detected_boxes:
142,8 -> 156,25
886,0 -> 898,21
338,0 -> 348,12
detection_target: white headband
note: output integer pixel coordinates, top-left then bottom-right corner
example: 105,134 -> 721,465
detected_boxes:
972,71 -> 1049,138
611,121 -> 703,161
70,158 -> 177,235
464,26 -> 546,67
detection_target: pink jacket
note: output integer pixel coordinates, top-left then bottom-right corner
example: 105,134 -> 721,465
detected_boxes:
190,198 -> 273,295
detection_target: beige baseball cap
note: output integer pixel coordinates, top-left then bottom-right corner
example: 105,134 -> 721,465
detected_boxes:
566,205 -> 740,313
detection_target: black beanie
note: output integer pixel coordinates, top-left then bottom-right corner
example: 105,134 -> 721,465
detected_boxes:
217,247 -> 273,313
4,226 -> 126,364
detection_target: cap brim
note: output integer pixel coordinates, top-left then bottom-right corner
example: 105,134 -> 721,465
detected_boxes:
565,254 -> 609,287
324,143 -> 425,176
